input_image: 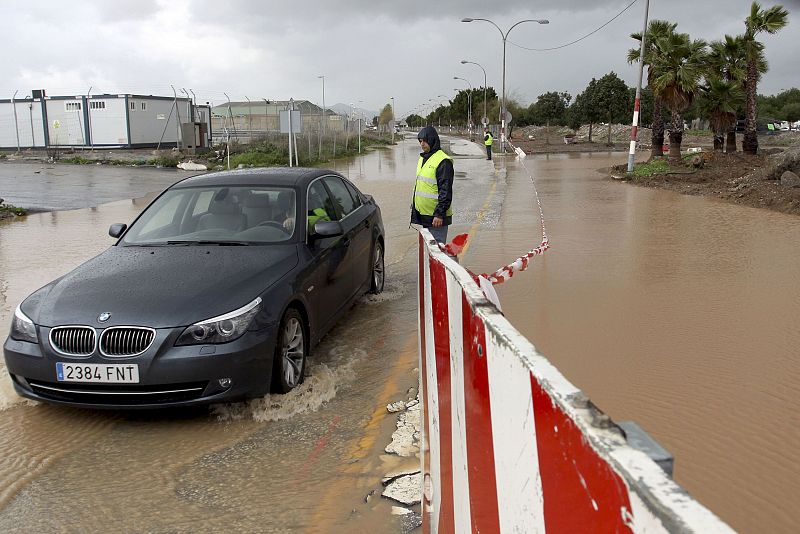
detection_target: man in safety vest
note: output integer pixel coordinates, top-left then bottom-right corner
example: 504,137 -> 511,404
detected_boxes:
307,188 -> 331,234
483,128 -> 493,160
411,126 -> 454,244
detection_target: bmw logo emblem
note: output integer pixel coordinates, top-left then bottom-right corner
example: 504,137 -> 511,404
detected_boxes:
98,312 -> 112,323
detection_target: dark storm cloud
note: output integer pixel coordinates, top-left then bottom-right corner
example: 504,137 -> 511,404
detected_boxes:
190,0 -> 631,23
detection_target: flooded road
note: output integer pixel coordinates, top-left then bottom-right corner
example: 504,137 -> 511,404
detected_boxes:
0,162 -> 185,212
1,141 -> 798,533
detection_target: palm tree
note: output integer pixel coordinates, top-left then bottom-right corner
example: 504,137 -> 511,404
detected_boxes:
628,20 -> 678,159
699,77 -> 744,152
742,2 -> 789,154
708,35 -> 749,152
651,32 -> 708,162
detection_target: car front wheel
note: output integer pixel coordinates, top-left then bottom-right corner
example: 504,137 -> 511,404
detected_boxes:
370,240 -> 385,294
272,308 -> 306,393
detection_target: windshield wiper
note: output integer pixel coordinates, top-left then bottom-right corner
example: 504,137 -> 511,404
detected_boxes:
165,240 -> 250,246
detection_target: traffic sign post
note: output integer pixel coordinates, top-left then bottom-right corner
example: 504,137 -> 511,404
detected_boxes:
280,99 -> 302,167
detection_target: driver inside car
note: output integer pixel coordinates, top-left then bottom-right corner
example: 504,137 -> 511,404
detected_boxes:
271,190 -> 296,233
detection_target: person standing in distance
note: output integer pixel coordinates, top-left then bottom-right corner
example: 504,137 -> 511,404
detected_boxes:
411,126 -> 454,244
483,128 -> 493,160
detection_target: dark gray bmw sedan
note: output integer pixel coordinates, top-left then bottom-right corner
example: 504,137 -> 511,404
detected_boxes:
3,168 -> 385,409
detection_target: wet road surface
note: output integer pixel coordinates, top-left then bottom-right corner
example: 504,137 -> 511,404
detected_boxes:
0,162 -> 189,212
2,141 -> 800,533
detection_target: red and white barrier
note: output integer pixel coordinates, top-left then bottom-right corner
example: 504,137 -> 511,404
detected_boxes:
418,230 -> 733,533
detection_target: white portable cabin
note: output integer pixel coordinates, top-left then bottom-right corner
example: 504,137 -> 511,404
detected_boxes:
86,96 -> 129,146
1,92 -> 205,150
127,95 -> 192,147
45,96 -> 91,146
0,98 -> 47,149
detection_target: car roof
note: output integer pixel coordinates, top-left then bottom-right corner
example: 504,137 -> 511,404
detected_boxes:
172,167 -> 337,189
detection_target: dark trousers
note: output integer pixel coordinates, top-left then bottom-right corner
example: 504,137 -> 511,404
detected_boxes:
428,225 -> 449,244
486,145 -> 492,160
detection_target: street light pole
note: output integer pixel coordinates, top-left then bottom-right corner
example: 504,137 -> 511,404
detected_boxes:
437,94 -> 447,130
453,89 -> 472,137
86,85 -> 93,150
356,100 -> 365,154
244,95 -> 252,140
316,75 -> 326,159
11,90 -> 20,152
462,17 -> 549,152
454,76 -> 473,137
461,60 -> 488,128
318,75 -> 325,136
390,96 -> 395,143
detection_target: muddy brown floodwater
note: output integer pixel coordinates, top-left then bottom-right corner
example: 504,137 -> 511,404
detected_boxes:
466,151 -> 800,534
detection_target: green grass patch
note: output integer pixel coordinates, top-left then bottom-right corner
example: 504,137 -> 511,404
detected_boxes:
229,143 -> 286,168
0,199 -> 26,216
685,129 -> 712,137
62,156 -> 93,164
151,155 -> 180,167
628,158 -> 671,178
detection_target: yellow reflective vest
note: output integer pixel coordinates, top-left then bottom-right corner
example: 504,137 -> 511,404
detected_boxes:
414,150 -> 453,217
484,133 -> 493,146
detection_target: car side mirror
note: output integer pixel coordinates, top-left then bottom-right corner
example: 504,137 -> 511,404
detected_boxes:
108,223 -> 127,238
312,220 -> 343,239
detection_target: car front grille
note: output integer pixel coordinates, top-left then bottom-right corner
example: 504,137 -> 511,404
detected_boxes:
50,326 -> 97,356
99,327 -> 156,357
22,378 -> 209,406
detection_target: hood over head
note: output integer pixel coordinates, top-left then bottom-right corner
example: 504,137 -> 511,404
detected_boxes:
417,126 -> 441,154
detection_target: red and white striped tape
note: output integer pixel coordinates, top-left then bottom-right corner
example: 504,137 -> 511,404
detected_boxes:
437,142 -> 550,287
418,231 -> 733,533
482,141 -> 550,285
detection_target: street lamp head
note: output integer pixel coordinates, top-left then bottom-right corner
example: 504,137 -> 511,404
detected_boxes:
461,18 -> 474,23
536,19 -> 550,24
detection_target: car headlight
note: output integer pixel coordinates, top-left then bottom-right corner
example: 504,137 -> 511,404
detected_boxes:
10,304 -> 38,344
175,297 -> 261,346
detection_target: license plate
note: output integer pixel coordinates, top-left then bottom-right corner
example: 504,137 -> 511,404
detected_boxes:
56,362 -> 140,383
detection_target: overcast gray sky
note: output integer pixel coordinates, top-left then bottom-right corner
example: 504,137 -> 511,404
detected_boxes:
1,0 -> 798,117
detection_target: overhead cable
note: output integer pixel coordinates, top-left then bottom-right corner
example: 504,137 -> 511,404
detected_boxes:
509,0 -> 638,52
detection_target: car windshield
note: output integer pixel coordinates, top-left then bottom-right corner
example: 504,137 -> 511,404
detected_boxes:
121,186 -> 297,245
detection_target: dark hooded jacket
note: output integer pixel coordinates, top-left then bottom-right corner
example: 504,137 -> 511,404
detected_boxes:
411,126 -> 454,227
